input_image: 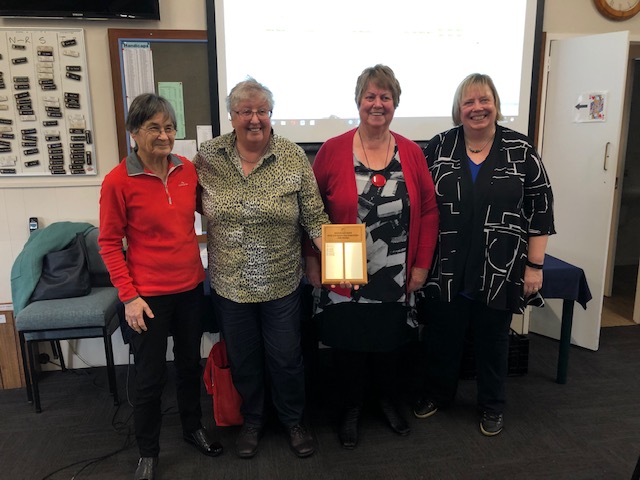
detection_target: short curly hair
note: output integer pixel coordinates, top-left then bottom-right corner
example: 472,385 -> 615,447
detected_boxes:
226,77 -> 275,114
354,64 -> 401,109
126,93 -> 177,133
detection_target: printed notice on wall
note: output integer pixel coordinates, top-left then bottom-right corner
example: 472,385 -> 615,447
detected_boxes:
574,92 -> 607,123
0,28 -> 97,176
122,42 -> 155,108
158,82 -> 186,139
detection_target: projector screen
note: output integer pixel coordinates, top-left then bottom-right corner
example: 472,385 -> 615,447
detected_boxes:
209,0 -> 539,145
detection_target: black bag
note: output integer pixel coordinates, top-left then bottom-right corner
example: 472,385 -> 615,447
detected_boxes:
30,232 -> 91,302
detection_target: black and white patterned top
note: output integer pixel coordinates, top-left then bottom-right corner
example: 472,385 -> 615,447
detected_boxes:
315,148 -> 412,315
422,125 -> 555,313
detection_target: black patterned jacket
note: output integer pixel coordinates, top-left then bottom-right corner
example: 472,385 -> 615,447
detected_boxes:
422,125 -> 555,313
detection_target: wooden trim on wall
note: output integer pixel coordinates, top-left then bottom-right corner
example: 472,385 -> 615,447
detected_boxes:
107,29 -> 207,161
528,0 -> 546,147
533,31 -> 547,149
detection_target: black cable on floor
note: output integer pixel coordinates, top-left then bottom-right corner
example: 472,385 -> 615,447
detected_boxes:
39,350 -> 136,480
39,345 -> 181,479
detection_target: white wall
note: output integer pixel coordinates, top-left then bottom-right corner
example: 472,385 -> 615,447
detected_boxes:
543,0 -> 640,270
3,0 -> 640,367
0,0 -> 207,302
544,0 -> 640,34
0,0 -> 211,368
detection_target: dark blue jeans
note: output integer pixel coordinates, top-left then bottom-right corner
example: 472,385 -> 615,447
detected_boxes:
130,284 -> 204,457
422,295 -> 512,414
212,284 -> 305,428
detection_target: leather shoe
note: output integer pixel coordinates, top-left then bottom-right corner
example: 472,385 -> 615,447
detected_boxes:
183,427 -> 223,457
134,457 -> 157,480
338,406 -> 361,450
236,425 -> 262,459
380,399 -> 410,436
288,424 -> 315,458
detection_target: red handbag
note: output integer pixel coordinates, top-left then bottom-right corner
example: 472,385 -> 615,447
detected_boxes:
203,340 -> 244,426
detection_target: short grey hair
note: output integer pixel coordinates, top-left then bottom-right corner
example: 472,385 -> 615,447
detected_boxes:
451,73 -> 504,126
354,64 -> 402,108
226,77 -> 274,114
126,93 -> 177,133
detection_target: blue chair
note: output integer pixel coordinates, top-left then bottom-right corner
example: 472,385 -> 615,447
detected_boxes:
15,227 -> 121,413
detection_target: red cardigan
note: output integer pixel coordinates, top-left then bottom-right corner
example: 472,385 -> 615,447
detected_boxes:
311,128 -> 439,296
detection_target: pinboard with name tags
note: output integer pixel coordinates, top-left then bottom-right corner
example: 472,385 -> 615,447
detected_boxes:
0,28 -> 96,176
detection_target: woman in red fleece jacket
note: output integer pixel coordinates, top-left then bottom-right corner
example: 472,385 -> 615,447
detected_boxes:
305,65 -> 439,450
98,93 -> 222,480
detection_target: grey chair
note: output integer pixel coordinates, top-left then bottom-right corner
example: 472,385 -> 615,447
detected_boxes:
15,227 -> 121,413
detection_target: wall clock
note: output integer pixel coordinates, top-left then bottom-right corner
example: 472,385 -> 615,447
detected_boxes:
594,0 -> 640,20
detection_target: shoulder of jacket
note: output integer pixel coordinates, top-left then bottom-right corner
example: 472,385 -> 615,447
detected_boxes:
317,129 -> 355,157
498,125 -> 530,142
273,134 -> 305,154
201,133 -> 233,151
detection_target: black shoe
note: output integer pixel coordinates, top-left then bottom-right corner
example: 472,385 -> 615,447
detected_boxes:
480,411 -> 504,436
288,423 -> 315,458
380,399 -> 410,436
413,397 -> 438,419
134,457 -> 157,480
338,406 -> 361,450
183,427 -> 223,457
236,425 -> 262,459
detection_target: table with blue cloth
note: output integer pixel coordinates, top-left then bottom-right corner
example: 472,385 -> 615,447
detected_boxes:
539,254 -> 593,384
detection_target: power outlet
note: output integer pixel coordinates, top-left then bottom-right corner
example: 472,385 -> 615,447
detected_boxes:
29,217 -> 39,234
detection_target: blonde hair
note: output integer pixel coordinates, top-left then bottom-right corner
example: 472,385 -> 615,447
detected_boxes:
451,73 -> 503,126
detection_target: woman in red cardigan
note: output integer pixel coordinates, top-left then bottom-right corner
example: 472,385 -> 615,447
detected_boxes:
305,65 -> 439,450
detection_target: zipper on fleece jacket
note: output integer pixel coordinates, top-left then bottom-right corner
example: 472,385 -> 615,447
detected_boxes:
142,163 -> 179,204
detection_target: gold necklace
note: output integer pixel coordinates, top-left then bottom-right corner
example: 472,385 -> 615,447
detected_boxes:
358,129 -> 392,187
466,134 -> 495,154
236,143 -> 268,164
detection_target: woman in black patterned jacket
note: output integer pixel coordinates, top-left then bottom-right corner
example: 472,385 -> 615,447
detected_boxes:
414,73 -> 555,436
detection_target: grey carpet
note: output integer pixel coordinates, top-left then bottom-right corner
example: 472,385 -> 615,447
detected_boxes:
1,326 -> 639,479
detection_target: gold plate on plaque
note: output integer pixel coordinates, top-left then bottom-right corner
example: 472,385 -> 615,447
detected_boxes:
321,224 -> 368,285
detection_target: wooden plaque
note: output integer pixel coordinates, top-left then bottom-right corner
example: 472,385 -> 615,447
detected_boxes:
321,224 -> 368,285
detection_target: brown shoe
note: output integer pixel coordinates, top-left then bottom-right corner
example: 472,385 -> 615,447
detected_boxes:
288,424 -> 315,458
236,425 -> 262,458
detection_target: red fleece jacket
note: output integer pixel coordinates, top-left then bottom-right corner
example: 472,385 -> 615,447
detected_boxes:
98,153 -> 205,302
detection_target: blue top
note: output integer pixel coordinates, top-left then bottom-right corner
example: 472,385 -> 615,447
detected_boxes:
467,156 -> 482,183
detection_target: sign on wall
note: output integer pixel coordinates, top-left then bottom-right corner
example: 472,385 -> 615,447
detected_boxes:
0,28 -> 96,176
573,92 -> 608,123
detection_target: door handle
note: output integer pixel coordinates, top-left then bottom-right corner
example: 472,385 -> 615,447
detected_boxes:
603,141 -> 611,171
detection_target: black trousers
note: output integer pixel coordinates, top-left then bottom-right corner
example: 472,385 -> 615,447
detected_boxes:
212,284 -> 305,428
333,348 -> 400,408
130,284 -> 204,457
421,295 -> 512,414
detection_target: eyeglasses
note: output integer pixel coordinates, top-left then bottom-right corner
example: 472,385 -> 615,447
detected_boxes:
140,125 -> 177,136
233,109 -> 272,119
